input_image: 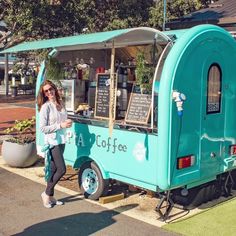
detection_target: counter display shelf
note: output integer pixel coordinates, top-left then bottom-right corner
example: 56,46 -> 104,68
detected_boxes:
68,113 -> 156,133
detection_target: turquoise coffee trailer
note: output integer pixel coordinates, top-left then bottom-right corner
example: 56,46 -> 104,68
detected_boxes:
3,25 -> 236,217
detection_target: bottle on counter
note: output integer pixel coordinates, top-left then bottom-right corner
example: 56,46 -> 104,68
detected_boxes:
64,62 -> 70,80
71,67 -> 77,79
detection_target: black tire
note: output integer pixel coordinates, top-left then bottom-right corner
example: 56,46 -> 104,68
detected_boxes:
78,161 -> 109,200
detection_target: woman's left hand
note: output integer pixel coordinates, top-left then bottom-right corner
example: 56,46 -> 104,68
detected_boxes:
61,119 -> 72,128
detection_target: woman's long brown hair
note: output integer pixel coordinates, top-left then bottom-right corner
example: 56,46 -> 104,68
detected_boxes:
37,80 -> 61,111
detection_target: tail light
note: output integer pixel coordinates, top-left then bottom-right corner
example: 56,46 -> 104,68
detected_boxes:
230,145 -> 236,155
177,155 -> 195,169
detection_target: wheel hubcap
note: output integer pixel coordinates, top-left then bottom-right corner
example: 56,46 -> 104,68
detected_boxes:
82,168 -> 98,194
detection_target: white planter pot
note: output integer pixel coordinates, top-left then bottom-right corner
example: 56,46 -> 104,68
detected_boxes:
2,140 -> 38,167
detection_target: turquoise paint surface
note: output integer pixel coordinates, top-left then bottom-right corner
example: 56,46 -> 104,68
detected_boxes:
35,24 -> 236,192
64,122 -> 159,190
35,61 -> 46,149
158,24 -> 236,190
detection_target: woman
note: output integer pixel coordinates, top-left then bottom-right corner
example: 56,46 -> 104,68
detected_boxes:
37,80 -> 72,208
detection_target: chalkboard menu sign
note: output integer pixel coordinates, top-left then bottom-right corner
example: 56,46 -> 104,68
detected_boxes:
125,85 -> 152,124
94,73 -> 117,119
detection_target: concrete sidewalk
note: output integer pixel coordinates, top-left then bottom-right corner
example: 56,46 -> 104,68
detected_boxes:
0,156 -> 168,227
0,167 -> 179,236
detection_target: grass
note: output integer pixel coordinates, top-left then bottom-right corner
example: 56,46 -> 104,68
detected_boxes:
163,197 -> 236,236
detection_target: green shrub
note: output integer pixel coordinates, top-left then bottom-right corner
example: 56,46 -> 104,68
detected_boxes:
4,116 -> 36,144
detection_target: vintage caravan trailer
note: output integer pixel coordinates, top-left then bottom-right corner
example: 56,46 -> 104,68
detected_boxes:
3,24 -> 236,219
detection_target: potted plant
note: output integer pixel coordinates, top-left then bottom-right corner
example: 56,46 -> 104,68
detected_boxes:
1,116 -> 38,168
135,52 -> 154,94
45,56 -> 64,88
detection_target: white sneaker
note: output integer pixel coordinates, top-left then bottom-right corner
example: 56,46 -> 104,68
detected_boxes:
41,192 -> 52,208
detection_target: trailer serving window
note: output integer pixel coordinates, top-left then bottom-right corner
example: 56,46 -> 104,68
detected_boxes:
59,43 -> 165,132
207,64 -> 222,114
55,41 -> 173,135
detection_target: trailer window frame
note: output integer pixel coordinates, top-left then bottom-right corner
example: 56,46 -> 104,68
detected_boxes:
206,63 -> 222,114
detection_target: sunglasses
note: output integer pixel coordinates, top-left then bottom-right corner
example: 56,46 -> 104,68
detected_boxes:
43,87 -> 54,94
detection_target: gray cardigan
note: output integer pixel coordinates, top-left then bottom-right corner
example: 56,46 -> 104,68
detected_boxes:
39,101 -> 67,145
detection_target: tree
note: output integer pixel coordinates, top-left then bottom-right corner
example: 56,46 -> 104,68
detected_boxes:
149,0 -> 212,30
0,0 -> 215,48
78,0 -> 153,32
0,0 -> 86,47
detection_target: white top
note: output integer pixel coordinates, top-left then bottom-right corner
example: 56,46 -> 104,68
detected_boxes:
39,101 -> 68,146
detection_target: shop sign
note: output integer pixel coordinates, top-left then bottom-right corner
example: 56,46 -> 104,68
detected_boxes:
95,135 -> 127,154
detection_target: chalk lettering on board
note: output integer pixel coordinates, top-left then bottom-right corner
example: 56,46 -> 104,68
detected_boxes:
94,73 -> 117,119
125,84 -> 152,124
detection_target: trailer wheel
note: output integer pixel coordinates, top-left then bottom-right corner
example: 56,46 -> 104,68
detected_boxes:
78,161 -> 109,200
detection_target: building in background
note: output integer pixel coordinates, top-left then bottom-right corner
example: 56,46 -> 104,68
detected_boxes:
0,21 -> 9,84
0,55 -> 17,83
166,0 -> 236,38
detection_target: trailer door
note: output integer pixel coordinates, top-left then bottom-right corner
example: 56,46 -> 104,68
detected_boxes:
201,63 -> 224,176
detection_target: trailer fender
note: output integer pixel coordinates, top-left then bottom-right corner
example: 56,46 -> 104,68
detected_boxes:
73,156 -> 110,180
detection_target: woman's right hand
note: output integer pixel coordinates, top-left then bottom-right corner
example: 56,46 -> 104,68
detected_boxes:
60,119 -> 72,128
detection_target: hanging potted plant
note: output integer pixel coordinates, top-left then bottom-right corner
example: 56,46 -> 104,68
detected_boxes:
45,56 -> 64,88
2,116 -> 38,168
135,52 -> 154,94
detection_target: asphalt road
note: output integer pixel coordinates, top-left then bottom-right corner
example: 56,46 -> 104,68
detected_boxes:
0,168 -> 179,236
